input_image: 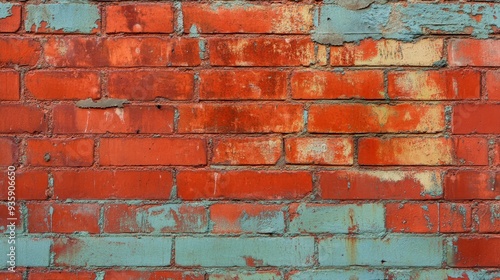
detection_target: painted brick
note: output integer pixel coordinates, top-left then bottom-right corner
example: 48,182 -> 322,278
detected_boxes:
107,70 -> 194,100
103,204 -> 208,233
208,38 -> 315,66
476,202 -> 500,233
387,269 -> 500,280
0,37 -> 41,66
0,237 -> 52,267
28,271 -> 95,280
0,4 -> 21,32
285,137 -> 354,165
495,142 -> 500,166
209,271 -> 281,280
485,70 -> 500,100
0,171 -> 48,200
386,203 -> 439,233
289,270 -> 385,280
289,203 -> 385,234
105,4 -> 174,33
453,104 -> 500,134
99,138 -> 206,166
183,3 -> 313,34
449,237 -> 500,267
104,271 -> 204,280
0,70 -> 19,100
0,105 -> 47,133
291,70 -> 385,100
43,37 -> 200,67
0,202 -> 22,233
53,105 -> 174,134
53,171 -> 173,200
53,237 -> 172,266
200,70 -> 287,100
319,235 -> 443,267
210,204 -> 285,234
453,137 -> 489,166
177,171 -> 312,200
26,138 -> 94,167
444,171 -> 499,200
178,104 -> 303,133
319,170 -> 443,200
449,39 -> 500,66
175,237 -> 314,267
330,39 -> 443,66
25,70 -> 100,100
0,138 -> 16,166
387,70 -> 481,100
308,104 -> 445,133
212,137 -> 282,165
25,3 -> 100,33
440,203 -> 472,233
27,203 -> 100,234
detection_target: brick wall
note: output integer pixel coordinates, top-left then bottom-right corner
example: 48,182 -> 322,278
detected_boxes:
0,0 -> 500,279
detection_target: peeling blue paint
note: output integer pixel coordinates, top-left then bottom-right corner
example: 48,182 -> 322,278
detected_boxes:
0,3 -> 13,19
0,237 -> 52,267
239,210 -> 285,233
389,269 -> 500,280
25,4 -> 99,33
314,4 -> 500,45
290,270 -> 385,280
135,204 -> 207,233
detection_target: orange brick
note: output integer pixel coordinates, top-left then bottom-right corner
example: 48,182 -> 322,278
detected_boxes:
386,203 -> 439,233
0,105 -> 47,133
0,171 -> 48,200
285,137 -> 353,165
0,37 -> 41,66
212,137 -> 282,165
440,203 -> 472,233
0,70 -> 19,100
0,138 -> 16,166
444,171 -> 499,200
26,138 -> 94,167
28,271 -> 95,280
476,202 -> 500,233
485,71 -> 500,100
449,39 -> 500,66
25,70 -> 100,100
0,5 -> 21,32
27,203 -> 100,233
105,4 -> 174,33
453,104 -> 500,134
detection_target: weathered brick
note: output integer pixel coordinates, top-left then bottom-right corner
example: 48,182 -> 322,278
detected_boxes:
453,104 -> 500,134
289,203 -> 385,234
444,171 -> 499,200
0,171 -> 48,200
28,271 -> 95,280
105,4 -> 174,33
175,237 -> 314,267
0,37 -> 41,66
309,104 -> 445,133
486,71 -> 500,100
212,137 -> 282,165
27,203 -> 100,233
99,138 -> 206,166
53,237 -> 171,266
285,137 -> 354,165
25,3 -> 100,33
25,70 -> 100,100
104,271 -> 204,280
177,171 -> 312,200
0,4 -> 21,32
210,204 -> 285,234
291,70 -> 385,100
386,203 -> 439,233
495,142 -> 500,166
0,105 -> 47,133
387,269 -> 500,280
289,270 -> 385,280
0,70 -> 19,100
26,138 -> 94,167
449,39 -> 500,66
0,138 -> 16,166
440,203 -> 472,233
0,237 -> 51,268
209,272 -> 281,280
476,202 -> 500,233
104,204 -> 208,233
449,237 -> 500,267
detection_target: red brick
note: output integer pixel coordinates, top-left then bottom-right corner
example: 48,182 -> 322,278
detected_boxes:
309,104 -> 444,133
28,271 -> 95,280
0,202 -> 22,232
0,70 -> 19,100
53,104 -> 174,134
319,170 -> 443,200
495,142 -> 500,166
25,70 -> 100,100
177,171 -> 312,200
449,39 -> 500,66
485,71 -> 500,100
444,171 -> 499,200
386,203 -> 438,233
285,137 -> 353,165
440,203 -> 472,233
26,138 -> 94,167
291,70 -> 385,100
212,137 -> 282,165
0,138 -> 16,166
450,237 -> 500,267
53,171 -> 173,200
0,171 -> 48,200
208,38 -> 315,66
453,137 -> 488,166
0,105 -> 47,133
105,4 -> 174,33
27,202 -> 100,233
200,70 -> 287,100
108,70 -> 193,100
210,204 -> 285,234
358,137 -> 454,166
44,37 -> 200,67
103,204 -> 207,233
0,5 -> 20,32
331,39 -> 443,66
453,104 -> 500,134
0,271 -> 22,280
0,37 -> 41,66
183,3 -> 312,34
388,70 -> 481,100
103,271 -> 204,280
178,104 -> 303,133
99,138 -> 206,166
476,202 -> 500,233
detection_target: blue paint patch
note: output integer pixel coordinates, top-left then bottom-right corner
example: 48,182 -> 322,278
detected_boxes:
239,210 -> 285,233
388,269 -> 500,280
0,237 -> 52,267
25,4 -> 99,33
290,269 -> 385,280
314,4 -> 500,45
0,3 -> 13,19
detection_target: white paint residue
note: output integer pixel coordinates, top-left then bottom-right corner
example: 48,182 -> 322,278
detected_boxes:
114,108 -> 125,122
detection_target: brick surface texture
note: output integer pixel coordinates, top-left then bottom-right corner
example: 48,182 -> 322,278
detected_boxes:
0,0 -> 500,279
